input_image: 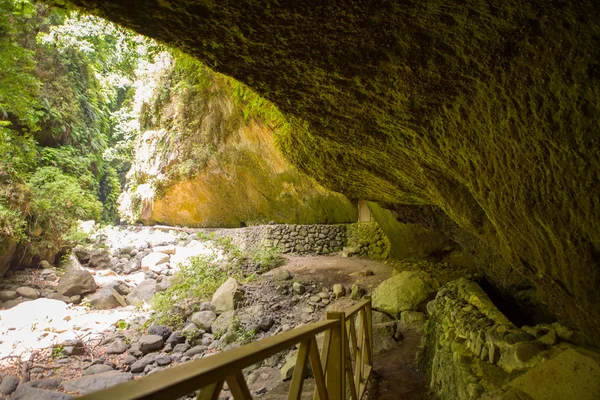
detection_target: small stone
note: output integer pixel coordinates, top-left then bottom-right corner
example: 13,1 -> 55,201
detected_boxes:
0,290 -> 18,302
173,343 -> 191,353
61,371 -> 133,394
258,316 -> 274,331
274,270 -> 292,280
317,292 -> 329,299
16,286 -> 39,299
293,282 -> 305,294
309,295 -> 321,302
332,284 -> 345,298
106,338 -> 129,355
155,355 -> 172,366
166,331 -> 186,345
137,334 -> 164,354
515,341 -> 546,363
184,345 -> 207,357
130,353 -> 158,373
122,355 -> 137,365
351,284 -> 364,300
148,325 -> 173,341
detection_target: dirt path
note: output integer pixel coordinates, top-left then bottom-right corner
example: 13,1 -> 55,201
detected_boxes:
265,255 -> 436,400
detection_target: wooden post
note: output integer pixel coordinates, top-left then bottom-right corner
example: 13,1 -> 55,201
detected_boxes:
326,312 -> 345,400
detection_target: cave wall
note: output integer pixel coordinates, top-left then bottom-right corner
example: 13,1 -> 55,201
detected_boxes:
54,0 -> 600,345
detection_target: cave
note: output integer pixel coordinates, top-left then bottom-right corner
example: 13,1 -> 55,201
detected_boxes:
0,0 -> 598,398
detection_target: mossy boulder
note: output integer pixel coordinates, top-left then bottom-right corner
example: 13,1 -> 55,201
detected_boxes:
372,271 -> 439,318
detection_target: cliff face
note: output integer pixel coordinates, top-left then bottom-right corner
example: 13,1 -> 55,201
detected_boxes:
60,1 -> 600,345
120,53 -> 356,227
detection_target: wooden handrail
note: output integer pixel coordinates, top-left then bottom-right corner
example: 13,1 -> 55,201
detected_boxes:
78,297 -> 373,400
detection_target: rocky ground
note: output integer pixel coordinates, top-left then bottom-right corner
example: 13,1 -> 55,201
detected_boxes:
0,224 -> 440,399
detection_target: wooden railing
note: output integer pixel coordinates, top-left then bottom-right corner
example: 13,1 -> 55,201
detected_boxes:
79,296 -> 373,400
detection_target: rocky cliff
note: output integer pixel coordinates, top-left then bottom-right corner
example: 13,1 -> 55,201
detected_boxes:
59,1 -> 600,346
120,53 -> 356,227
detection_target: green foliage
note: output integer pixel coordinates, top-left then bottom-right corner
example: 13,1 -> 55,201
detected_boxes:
0,203 -> 27,240
27,167 -> 101,254
51,345 -> 64,358
99,166 -> 120,223
115,319 -> 128,331
151,255 -> 229,327
235,326 -> 256,345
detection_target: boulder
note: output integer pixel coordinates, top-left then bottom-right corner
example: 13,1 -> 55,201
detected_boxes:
152,245 -> 176,255
126,279 -> 156,305
400,311 -> 427,328
332,284 -> 345,298
61,371 -> 133,394
130,353 -> 158,373
372,270 -> 439,317
191,310 -> 217,331
56,258 -> 97,296
211,277 -> 243,313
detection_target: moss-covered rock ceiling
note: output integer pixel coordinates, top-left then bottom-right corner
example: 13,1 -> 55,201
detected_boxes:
52,0 -> 600,345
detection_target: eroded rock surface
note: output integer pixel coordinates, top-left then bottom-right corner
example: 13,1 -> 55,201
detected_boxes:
58,0 -> 600,345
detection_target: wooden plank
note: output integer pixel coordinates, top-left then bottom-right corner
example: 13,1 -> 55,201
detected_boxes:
347,319 -> 358,363
319,330 -> 332,372
363,296 -> 373,366
344,327 -> 359,400
310,337 -> 329,400
326,312 -> 345,400
78,319 -> 338,400
227,372 -> 253,400
196,381 -> 223,400
344,299 -> 370,320
354,311 -> 364,396
288,339 -> 311,400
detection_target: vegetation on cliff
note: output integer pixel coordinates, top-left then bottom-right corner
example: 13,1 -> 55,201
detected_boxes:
0,0 -> 151,271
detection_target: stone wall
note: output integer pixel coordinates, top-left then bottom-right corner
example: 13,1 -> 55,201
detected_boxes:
421,278 -> 588,399
214,223 -> 389,256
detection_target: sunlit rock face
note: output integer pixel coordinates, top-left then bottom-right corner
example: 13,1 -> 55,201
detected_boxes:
58,0 -> 600,345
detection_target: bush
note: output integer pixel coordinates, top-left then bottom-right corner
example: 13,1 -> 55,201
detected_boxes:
27,167 -> 101,252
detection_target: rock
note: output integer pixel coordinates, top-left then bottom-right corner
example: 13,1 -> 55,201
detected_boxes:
126,279 -> 156,305
88,286 -> 123,309
372,271 -> 439,317
156,276 -> 172,292
88,249 -> 112,269
211,278 -> 243,313
141,252 -> 170,272
39,260 -> 51,269
56,264 -> 97,296
292,282 -> 305,294
309,295 -> 321,302
400,311 -> 427,328
191,310 -> 217,331
166,331 -> 186,345
83,364 -> 114,375
130,353 -> 159,373
61,339 -> 85,356
0,290 -> 18,302
273,270 -> 292,280
137,334 -> 164,353
122,355 -> 137,365
504,347 -> 600,399
12,386 -> 72,400
21,379 -> 61,390
174,343 -> 191,353
0,375 -> 19,395
332,284 -> 345,298
106,338 -> 129,354
211,311 -> 239,337
372,322 -> 399,356
155,355 -> 172,366
258,316 -> 274,331
148,325 -> 173,341
153,245 -> 176,255
184,345 -> 207,357
61,371 -> 133,394
16,286 -> 39,299
350,284 -> 365,300
281,351 -> 312,381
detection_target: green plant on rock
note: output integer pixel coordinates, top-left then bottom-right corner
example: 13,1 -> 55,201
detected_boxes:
235,328 -> 256,345
51,345 -> 63,358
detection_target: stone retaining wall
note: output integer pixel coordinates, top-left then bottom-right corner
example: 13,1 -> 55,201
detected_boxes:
421,278 -> 586,399
214,222 -> 389,256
